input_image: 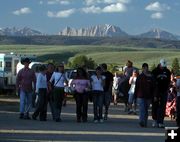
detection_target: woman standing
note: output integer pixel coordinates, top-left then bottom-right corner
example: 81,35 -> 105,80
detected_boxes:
70,67 -> 90,123
112,72 -> 120,105
32,65 -> 47,121
128,70 -> 138,114
49,63 -> 67,122
91,66 -> 105,123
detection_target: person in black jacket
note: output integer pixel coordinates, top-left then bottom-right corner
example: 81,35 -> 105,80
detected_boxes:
152,59 -> 171,128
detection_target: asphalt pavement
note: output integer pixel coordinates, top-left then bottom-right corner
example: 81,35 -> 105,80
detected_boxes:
0,97 -> 176,142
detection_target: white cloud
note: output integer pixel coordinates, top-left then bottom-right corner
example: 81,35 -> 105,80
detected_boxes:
47,9 -> 75,18
145,1 -> 170,12
47,0 -> 70,5
82,6 -> 101,14
82,3 -> 126,14
39,1 -> 43,5
102,3 -> 126,13
151,12 -> 163,19
13,7 -> 31,15
85,0 -> 130,5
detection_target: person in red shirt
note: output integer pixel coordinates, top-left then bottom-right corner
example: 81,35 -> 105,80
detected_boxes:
16,58 -> 36,119
134,63 -> 155,127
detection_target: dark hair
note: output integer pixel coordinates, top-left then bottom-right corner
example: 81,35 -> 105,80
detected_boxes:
101,63 -> 107,70
21,58 -> 31,64
76,67 -> 88,79
142,63 -> 148,68
39,65 -> 46,72
96,66 -> 102,71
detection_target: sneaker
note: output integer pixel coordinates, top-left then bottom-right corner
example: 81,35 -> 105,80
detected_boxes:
94,120 -> 98,123
104,115 -> 108,120
158,123 -> 165,128
19,113 -> 24,119
99,119 -> 104,123
152,121 -> 158,128
32,114 -> 36,120
128,110 -> 133,114
24,115 -> 31,120
55,118 -> 62,122
139,122 -> 145,127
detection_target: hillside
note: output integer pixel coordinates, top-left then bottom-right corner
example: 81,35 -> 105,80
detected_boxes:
1,45 -> 180,68
0,35 -> 180,49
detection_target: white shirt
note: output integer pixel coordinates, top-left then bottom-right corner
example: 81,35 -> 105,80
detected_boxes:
91,75 -> 105,91
50,72 -> 66,88
113,76 -> 120,90
36,73 -> 47,93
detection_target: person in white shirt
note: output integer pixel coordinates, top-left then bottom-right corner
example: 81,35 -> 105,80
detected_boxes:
49,63 -> 67,122
91,66 -> 105,123
128,69 -> 138,114
112,72 -> 121,105
32,65 -> 47,121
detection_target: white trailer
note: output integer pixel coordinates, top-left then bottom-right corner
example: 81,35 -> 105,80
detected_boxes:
0,53 -> 43,90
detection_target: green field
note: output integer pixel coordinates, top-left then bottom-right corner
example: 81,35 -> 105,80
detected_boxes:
1,44 -> 180,68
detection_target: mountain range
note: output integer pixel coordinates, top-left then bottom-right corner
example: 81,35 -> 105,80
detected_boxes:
0,24 -> 179,40
0,27 -> 42,36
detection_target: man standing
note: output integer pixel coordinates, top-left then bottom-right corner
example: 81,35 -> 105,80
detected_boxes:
135,63 -> 155,127
101,63 -> 113,120
152,59 -> 171,128
16,58 -> 36,119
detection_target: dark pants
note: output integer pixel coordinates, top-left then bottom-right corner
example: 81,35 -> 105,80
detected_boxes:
53,87 -> 64,120
33,89 -> 47,120
93,91 -> 104,120
104,91 -> 112,116
46,90 -> 55,120
75,92 -> 89,121
176,96 -> 180,126
152,91 -> 168,124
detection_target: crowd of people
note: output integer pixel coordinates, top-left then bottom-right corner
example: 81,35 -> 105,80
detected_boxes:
16,57 -> 180,128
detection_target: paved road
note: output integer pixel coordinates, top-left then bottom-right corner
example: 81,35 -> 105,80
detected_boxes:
0,98 -> 176,142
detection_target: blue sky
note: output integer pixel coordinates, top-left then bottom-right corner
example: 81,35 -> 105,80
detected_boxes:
0,0 -> 180,35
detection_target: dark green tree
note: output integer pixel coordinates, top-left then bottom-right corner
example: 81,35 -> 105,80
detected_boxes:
171,58 -> 180,75
68,55 -> 96,69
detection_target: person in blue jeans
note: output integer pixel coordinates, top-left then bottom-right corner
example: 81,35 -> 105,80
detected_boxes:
134,63 -> 155,127
16,58 -> 36,119
91,66 -> 105,123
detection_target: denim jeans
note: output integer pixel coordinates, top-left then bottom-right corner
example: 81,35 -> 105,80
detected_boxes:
137,98 -> 151,126
20,89 -> 33,116
93,91 -> 104,120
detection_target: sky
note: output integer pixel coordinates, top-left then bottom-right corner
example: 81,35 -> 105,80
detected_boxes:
0,0 -> 180,35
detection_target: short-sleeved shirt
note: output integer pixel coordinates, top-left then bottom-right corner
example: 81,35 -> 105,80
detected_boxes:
71,79 -> 90,93
50,72 -> 66,88
16,67 -> 36,92
91,75 -> 106,91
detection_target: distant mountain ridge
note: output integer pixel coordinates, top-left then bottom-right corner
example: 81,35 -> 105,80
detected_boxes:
58,24 -> 128,37
139,28 -> 177,40
0,27 -> 42,36
0,25 -> 179,40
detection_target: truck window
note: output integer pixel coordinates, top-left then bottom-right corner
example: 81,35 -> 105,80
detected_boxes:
5,61 -> 12,71
0,61 -> 2,68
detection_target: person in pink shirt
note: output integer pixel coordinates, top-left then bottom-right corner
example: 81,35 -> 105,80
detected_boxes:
70,67 -> 90,123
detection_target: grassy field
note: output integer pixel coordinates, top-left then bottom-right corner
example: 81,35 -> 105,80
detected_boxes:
1,44 -> 180,68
